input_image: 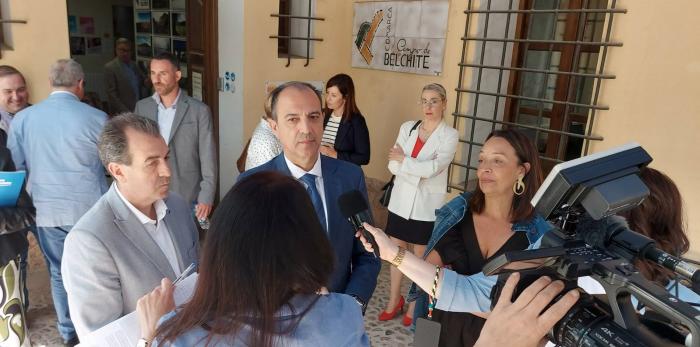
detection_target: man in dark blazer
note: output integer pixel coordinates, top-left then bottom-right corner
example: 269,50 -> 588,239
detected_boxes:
239,82 -> 380,310
135,52 -> 217,222
104,38 -> 147,114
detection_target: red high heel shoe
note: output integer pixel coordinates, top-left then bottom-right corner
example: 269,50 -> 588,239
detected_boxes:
378,296 -> 405,321
402,313 -> 413,326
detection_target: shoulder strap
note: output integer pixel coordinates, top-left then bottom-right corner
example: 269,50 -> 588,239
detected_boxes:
409,120 -> 422,135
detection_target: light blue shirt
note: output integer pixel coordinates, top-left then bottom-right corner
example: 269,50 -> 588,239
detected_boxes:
153,90 -> 181,143
7,91 -> 108,227
153,293 -> 369,346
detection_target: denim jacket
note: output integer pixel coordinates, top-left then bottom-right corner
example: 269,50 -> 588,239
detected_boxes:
407,191 -> 553,318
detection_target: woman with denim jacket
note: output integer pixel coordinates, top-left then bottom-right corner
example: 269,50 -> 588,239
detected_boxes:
407,129 -> 548,346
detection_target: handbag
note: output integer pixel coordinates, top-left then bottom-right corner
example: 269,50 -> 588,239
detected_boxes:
379,120 -> 422,207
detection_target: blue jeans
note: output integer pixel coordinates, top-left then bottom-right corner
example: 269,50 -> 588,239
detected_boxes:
35,226 -> 76,341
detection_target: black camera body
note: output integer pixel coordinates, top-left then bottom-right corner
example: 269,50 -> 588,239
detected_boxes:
483,144 -> 700,347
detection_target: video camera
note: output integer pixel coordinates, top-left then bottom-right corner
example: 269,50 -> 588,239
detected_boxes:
483,143 -> 700,347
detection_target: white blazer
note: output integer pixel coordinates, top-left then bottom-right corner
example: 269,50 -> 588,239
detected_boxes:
388,120 -> 458,221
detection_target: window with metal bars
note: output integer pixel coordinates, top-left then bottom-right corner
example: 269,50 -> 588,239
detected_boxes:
271,0 -> 324,67
448,0 -> 625,192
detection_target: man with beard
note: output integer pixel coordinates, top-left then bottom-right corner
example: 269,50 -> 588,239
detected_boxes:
135,52 -> 217,225
62,113 -> 199,339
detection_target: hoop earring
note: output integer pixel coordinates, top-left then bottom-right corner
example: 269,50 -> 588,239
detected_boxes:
513,176 -> 525,196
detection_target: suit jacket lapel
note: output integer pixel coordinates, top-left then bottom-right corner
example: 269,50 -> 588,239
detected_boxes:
320,157 -> 342,250
162,199 -> 188,271
107,187 -> 176,279
167,94 -> 189,144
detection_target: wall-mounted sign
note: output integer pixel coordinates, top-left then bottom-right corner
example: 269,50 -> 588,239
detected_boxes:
352,0 -> 449,75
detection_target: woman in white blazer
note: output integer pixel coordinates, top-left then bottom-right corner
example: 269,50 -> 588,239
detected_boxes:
378,83 -> 458,326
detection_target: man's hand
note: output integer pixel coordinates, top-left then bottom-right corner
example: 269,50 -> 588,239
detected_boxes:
195,203 -> 212,220
136,278 -> 175,341
475,273 -> 580,347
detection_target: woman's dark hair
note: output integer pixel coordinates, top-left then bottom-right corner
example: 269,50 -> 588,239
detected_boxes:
621,167 -> 689,285
155,171 -> 335,347
469,128 -> 543,222
323,73 -> 360,121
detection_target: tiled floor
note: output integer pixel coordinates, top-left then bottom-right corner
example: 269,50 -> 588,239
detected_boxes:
26,242 -> 415,346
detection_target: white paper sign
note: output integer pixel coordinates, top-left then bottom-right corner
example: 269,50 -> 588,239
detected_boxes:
352,0 -> 449,75
192,71 -> 203,101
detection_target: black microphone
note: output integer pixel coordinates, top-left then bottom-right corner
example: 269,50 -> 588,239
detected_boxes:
578,215 -> 700,285
338,190 -> 380,258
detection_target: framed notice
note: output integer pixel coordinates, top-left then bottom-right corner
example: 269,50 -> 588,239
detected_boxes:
352,0 -> 449,75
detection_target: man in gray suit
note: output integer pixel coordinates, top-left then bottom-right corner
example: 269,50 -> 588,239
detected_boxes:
135,52 -> 217,222
62,113 -> 199,339
8,59 -> 107,346
104,38 -> 147,114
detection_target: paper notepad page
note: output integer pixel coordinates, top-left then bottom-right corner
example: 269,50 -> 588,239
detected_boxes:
77,273 -> 199,347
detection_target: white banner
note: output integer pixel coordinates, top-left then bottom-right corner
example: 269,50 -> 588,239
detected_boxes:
352,0 -> 449,75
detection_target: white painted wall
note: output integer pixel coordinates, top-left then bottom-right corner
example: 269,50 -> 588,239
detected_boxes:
217,0 -> 245,197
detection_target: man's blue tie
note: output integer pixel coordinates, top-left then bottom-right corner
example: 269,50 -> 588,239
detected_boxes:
300,173 -> 327,231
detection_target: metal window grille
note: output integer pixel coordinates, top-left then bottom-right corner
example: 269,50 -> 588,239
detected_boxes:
448,0 -> 625,192
270,0 -> 325,67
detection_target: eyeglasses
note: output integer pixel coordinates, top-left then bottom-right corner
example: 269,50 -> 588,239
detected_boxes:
419,99 -> 442,107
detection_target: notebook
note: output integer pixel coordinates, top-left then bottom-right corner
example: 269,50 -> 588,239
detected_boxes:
0,171 -> 26,207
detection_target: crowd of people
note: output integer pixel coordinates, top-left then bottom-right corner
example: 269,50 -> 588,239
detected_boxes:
0,40 -> 697,347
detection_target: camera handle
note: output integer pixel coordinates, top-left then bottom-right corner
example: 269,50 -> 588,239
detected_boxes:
593,259 -> 700,347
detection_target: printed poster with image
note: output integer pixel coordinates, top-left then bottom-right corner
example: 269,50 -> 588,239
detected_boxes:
351,0 -> 449,75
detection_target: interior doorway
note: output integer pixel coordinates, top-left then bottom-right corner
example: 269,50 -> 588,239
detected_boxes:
65,0 -> 219,194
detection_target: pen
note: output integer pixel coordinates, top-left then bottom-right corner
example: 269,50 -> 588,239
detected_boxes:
173,262 -> 197,286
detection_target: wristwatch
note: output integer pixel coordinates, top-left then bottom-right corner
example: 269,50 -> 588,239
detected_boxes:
136,338 -> 150,347
349,294 -> 367,315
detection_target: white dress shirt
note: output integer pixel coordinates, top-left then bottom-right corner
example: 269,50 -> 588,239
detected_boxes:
153,90 -> 181,143
114,184 -> 181,275
284,154 -> 328,230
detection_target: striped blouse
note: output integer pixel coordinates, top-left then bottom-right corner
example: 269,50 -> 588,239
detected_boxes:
322,114 -> 342,147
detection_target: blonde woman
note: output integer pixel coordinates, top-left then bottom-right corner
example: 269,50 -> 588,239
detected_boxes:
380,83 -> 458,326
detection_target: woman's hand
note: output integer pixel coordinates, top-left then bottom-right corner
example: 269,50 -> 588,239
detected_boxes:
388,144 -> 405,163
320,144 -> 338,158
136,278 -> 176,341
355,222 -> 400,262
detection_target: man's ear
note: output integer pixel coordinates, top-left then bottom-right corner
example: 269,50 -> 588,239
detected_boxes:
175,70 -> 182,83
107,162 -> 125,183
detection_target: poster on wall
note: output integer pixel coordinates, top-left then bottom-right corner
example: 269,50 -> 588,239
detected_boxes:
152,11 -> 171,35
69,36 -> 86,55
68,16 -> 77,35
136,12 -> 152,33
79,16 -> 95,35
172,12 -> 186,37
135,0 -> 150,10
136,35 -> 152,57
153,37 -> 171,56
351,0 -> 449,75
86,37 -> 102,54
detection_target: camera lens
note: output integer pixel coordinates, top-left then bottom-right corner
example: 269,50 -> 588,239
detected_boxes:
552,294 -> 642,347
